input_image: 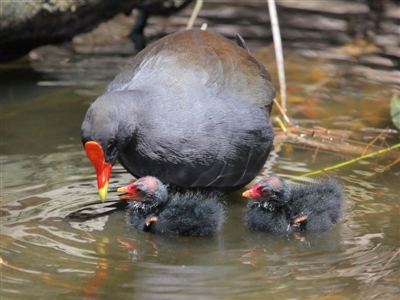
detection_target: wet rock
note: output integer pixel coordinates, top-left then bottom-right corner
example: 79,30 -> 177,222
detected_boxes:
0,0 -> 193,61
71,13 -> 136,55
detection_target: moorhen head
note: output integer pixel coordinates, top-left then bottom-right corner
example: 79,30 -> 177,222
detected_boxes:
81,28 -> 275,201
118,176 -> 226,236
242,176 -> 345,233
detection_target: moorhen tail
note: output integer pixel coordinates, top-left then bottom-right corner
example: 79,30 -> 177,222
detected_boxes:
117,176 -> 226,236
81,28 -> 275,201
242,176 -> 344,233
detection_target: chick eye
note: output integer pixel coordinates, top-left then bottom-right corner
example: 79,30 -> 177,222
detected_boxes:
134,183 -> 146,194
107,139 -> 115,148
256,185 -> 270,196
257,186 -> 267,193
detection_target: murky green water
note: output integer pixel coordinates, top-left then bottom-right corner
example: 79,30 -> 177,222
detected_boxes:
1,48 -> 399,300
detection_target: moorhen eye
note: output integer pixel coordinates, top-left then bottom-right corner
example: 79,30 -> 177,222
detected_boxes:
107,139 -> 115,148
117,176 -> 226,236
243,176 -> 344,233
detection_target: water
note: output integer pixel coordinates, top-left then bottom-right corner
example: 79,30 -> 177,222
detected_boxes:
1,46 -> 399,300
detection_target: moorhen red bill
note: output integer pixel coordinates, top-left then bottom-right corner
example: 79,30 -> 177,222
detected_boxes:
242,176 -> 345,233
81,28 -> 275,201
117,176 -> 226,236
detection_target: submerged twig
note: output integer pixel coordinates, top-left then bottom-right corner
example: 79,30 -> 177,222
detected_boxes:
364,156 -> 400,179
186,0 -> 203,29
312,146 -> 320,163
268,0 -> 287,111
381,156 -> 400,171
361,126 -> 390,156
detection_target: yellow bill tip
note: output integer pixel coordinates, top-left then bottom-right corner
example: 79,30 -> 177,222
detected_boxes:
98,182 -> 108,202
242,190 -> 251,198
117,186 -> 127,193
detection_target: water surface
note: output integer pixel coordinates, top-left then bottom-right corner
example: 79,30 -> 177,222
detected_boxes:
1,44 -> 399,300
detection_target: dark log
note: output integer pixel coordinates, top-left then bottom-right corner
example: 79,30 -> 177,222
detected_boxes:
0,0 -> 192,61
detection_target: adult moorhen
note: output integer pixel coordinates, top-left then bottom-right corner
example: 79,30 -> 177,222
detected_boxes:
242,176 -> 344,233
81,28 -> 275,201
117,176 -> 226,236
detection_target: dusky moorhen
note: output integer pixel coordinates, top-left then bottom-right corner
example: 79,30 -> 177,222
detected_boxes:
117,176 -> 226,236
81,28 -> 275,201
242,176 -> 344,233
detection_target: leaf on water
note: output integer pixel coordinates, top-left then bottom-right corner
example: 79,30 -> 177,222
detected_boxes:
390,94 -> 400,130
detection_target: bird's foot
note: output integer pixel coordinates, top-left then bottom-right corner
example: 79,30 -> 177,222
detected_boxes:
117,238 -> 138,250
241,248 -> 263,258
293,233 -> 307,242
145,216 -> 158,227
241,248 -> 263,267
287,215 -> 308,231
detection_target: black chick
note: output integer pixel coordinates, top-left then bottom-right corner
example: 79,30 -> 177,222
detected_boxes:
117,176 -> 225,236
242,176 -> 344,233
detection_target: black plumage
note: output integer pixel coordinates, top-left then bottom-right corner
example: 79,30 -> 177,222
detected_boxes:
118,176 -> 226,236
243,176 -> 345,233
81,28 -> 275,201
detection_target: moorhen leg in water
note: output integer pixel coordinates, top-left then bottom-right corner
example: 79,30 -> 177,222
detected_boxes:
81,29 -> 275,201
242,176 -> 345,233
117,176 -> 226,236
